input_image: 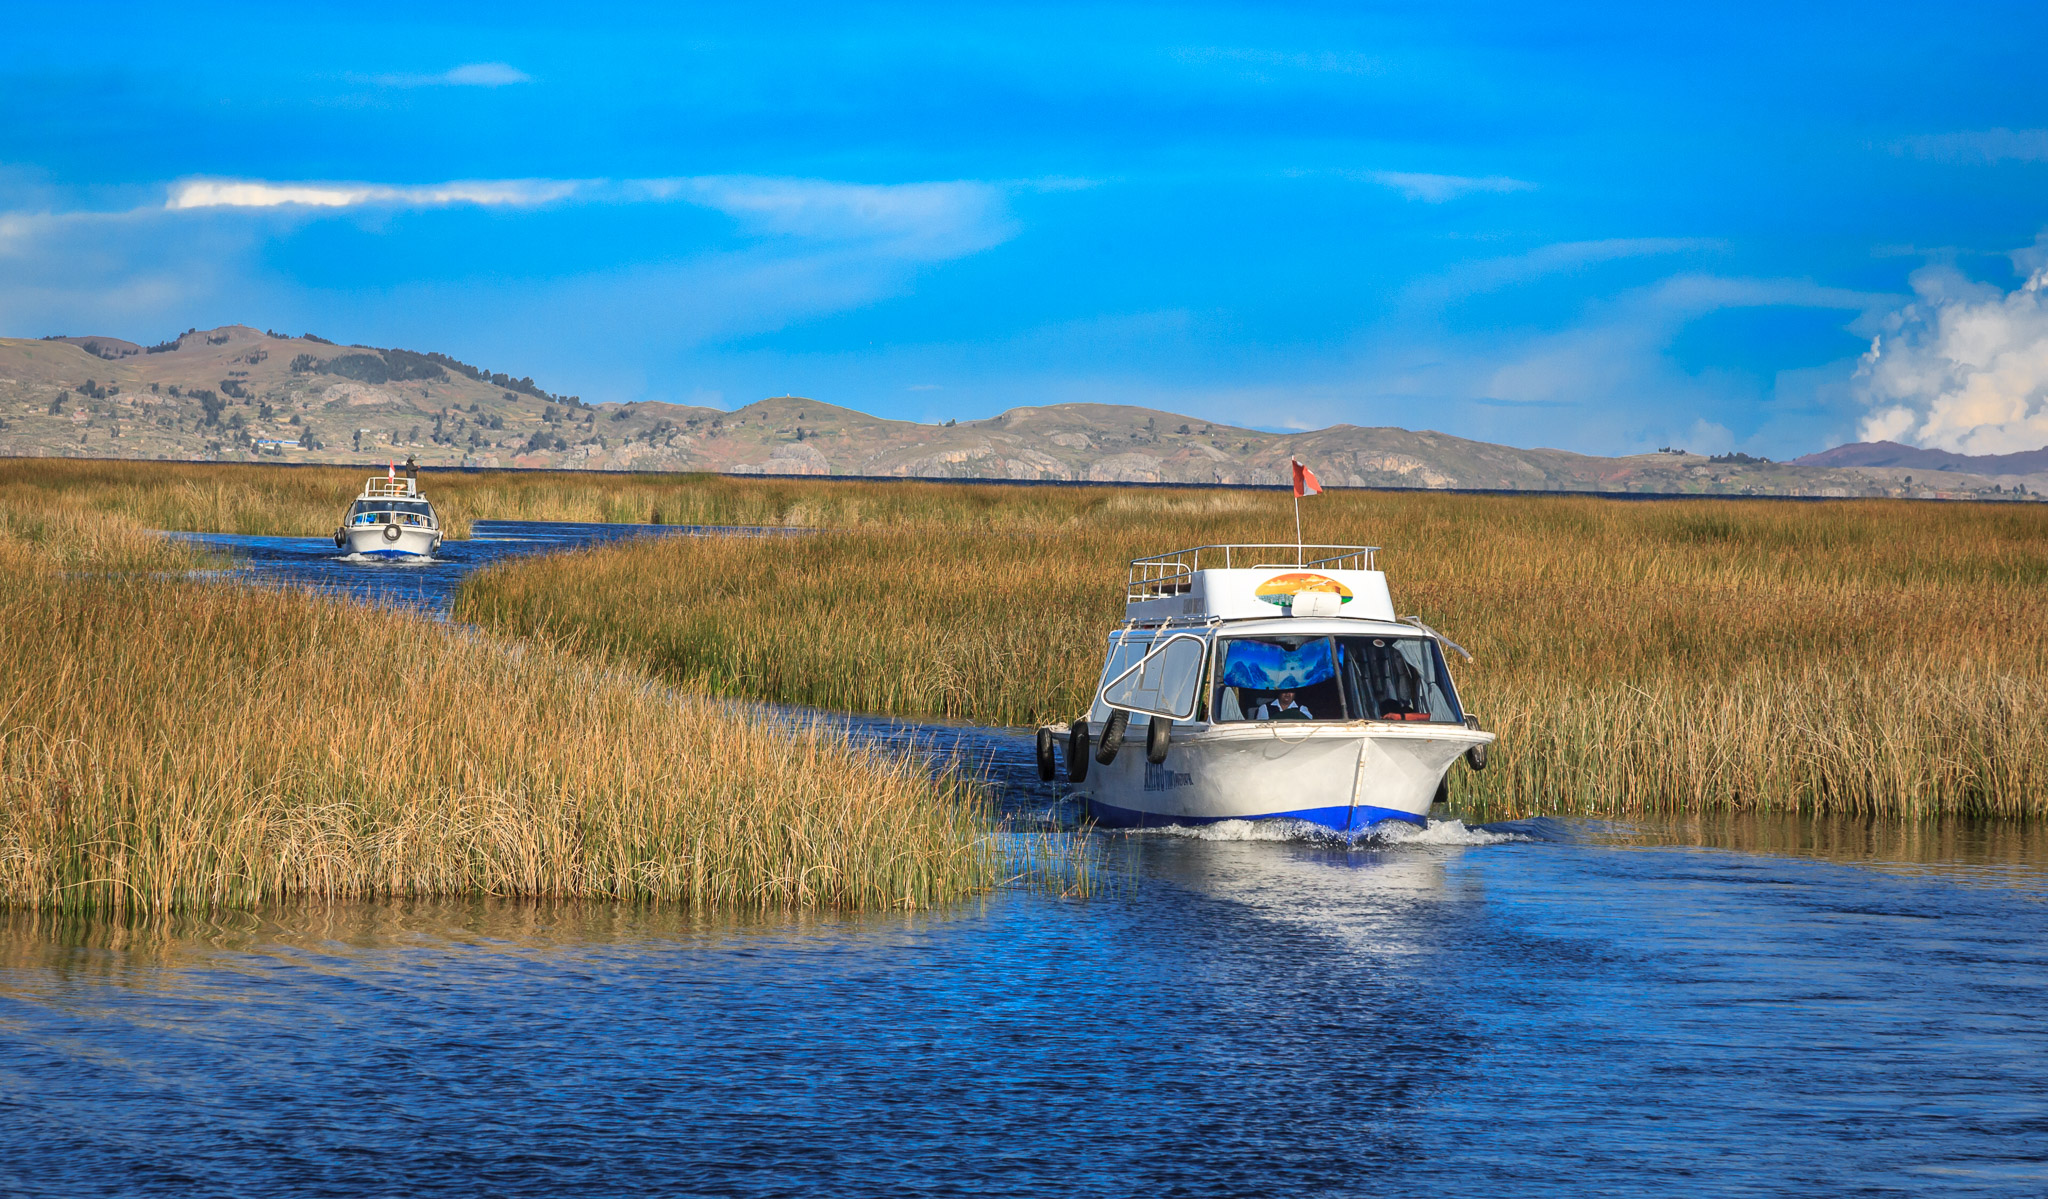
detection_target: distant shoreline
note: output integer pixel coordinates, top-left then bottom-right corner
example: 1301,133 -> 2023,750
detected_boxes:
3,450 -> 2036,504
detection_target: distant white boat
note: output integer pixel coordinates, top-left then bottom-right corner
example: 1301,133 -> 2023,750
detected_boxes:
334,466 -> 443,559
1042,544 -> 1494,833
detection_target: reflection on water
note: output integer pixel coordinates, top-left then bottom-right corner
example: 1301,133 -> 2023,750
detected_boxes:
4,522 -> 2036,1194
1583,811 -> 2048,894
5,825 -> 2046,1196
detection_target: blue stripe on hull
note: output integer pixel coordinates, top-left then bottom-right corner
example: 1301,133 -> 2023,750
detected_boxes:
1084,795 -> 1426,833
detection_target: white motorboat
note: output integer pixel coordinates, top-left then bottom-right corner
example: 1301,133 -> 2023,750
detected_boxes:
1042,544 -> 1495,833
334,465 -> 443,559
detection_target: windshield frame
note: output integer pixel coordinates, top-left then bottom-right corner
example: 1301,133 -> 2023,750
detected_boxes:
1209,632 -> 1466,725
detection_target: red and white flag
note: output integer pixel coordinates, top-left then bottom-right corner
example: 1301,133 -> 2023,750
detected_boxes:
1291,458 -> 1322,498
388,461 -> 396,480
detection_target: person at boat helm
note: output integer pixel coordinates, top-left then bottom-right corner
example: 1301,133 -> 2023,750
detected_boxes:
1255,690 -> 1312,720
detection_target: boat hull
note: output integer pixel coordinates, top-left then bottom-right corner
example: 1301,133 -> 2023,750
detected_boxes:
1079,721 -> 1492,833
341,524 -> 441,559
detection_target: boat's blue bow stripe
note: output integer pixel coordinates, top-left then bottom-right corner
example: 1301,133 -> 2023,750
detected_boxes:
1084,796 -> 1426,832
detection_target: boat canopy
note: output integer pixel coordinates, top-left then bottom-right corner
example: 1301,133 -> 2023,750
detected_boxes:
1122,544 -> 1396,624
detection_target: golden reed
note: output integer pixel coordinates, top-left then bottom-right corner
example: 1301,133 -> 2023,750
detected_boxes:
457,488 -> 2048,820
0,503 -> 1000,914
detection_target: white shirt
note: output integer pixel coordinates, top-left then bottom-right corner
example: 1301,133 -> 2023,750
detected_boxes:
1256,700 -> 1312,720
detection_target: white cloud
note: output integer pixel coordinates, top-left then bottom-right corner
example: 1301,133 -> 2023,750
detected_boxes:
1402,237 -> 1719,307
1892,128 -> 2048,164
369,62 -> 532,88
155,175 -> 1014,258
1854,254 -> 2048,454
1362,171 -> 1536,203
167,178 -> 581,210
646,176 -> 1013,258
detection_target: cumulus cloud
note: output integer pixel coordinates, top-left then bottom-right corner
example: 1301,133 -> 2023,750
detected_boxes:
1855,253 -> 2048,454
1363,171 -> 1536,203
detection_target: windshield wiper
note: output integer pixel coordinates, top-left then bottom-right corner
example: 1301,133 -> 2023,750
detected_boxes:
1400,616 -> 1472,662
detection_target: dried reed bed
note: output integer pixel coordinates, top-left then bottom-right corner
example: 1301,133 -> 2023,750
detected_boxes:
0,457 -> 1137,542
0,533 -> 1000,914
457,491 -> 2048,819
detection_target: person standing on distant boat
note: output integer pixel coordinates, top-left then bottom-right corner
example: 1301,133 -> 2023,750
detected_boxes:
405,453 -> 418,483
1256,690 -> 1312,720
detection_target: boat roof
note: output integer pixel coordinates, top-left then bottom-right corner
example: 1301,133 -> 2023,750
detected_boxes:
356,476 -> 426,500
1122,544 -> 1397,624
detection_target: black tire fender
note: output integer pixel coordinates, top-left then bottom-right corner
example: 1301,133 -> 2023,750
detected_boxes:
1065,720 -> 1090,783
1146,716 -> 1171,764
1463,715 -> 1488,771
382,522 -> 402,542
1095,709 -> 1129,765
1035,727 -> 1058,782
1433,774 -> 1450,808
333,527 -> 346,549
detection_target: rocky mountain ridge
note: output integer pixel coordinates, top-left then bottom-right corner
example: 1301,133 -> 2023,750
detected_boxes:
1,326 -> 2040,500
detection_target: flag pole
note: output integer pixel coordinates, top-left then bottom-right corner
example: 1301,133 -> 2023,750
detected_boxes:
1291,457 -> 1303,564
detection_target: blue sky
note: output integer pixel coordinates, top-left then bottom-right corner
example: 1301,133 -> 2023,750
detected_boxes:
5,1 -> 2048,456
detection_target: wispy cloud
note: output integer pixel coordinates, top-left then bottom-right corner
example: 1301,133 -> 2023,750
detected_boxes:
157,174 -> 1015,259
1403,237 -> 1720,307
639,176 -> 1014,258
1891,128 -> 2048,164
1174,46 -> 1381,78
1361,171 -> 1536,203
167,178 -> 581,210
368,62 -> 533,88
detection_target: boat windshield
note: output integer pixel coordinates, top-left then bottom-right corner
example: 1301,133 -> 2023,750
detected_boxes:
1214,635 -> 1463,723
348,500 -> 436,525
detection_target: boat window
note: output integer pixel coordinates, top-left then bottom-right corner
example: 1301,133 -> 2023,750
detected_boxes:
348,500 -> 433,520
1334,636 -> 1463,723
1213,636 -> 1345,722
1100,632 -> 1207,721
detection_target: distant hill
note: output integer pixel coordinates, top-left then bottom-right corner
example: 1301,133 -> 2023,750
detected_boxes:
1792,440 -> 2048,476
0,325 -> 2041,501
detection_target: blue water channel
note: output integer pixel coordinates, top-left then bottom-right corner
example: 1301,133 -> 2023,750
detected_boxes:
4,526 -> 2046,1196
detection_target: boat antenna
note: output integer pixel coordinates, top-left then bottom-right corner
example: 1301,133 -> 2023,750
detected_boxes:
1289,458 -> 1322,565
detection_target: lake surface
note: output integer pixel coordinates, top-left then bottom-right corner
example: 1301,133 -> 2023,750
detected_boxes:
4,528 -> 2045,1196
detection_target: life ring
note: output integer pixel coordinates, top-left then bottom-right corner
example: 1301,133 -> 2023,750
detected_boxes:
1035,727 -> 1058,782
1065,720 -> 1090,783
383,522 -> 402,542
1094,709 -> 1129,765
1146,716 -> 1171,764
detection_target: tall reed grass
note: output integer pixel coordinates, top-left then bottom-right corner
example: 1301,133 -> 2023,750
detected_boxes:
457,490 -> 2048,820
0,457 -> 1136,541
0,509 -> 1001,914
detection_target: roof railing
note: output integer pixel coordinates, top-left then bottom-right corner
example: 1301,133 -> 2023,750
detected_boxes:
362,477 -> 419,497
1126,543 -> 1379,601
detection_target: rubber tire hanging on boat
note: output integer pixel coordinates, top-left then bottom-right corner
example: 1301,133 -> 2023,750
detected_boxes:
1145,716 -> 1171,764
1065,720 -> 1090,783
1433,774 -> 1450,809
1462,715 -> 1488,771
1035,727 -> 1058,782
1094,709 -> 1129,765
333,528 -> 345,549
382,522 -> 402,542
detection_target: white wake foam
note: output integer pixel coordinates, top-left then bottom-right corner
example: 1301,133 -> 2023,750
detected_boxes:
1139,817 -> 1522,847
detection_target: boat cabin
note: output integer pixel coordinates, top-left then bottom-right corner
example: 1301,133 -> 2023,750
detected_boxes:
1094,544 -> 1467,729
345,476 -> 439,529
